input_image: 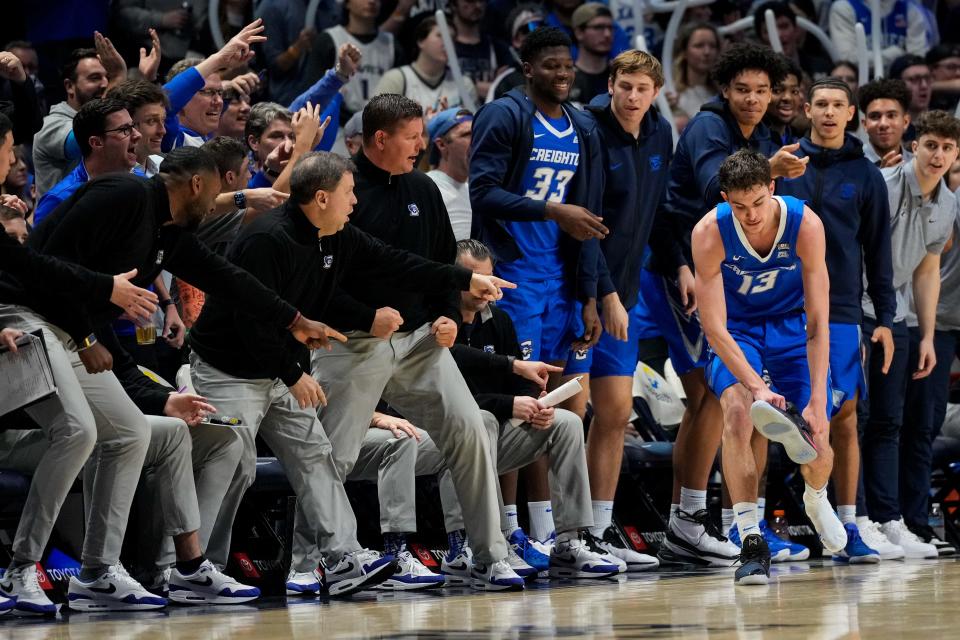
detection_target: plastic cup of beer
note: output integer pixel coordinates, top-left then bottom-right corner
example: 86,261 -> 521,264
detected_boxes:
136,320 -> 157,346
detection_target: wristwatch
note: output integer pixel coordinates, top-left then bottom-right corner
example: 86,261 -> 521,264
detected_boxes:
234,190 -> 246,209
78,334 -> 98,351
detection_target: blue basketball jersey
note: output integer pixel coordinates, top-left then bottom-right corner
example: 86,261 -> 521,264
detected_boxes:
717,195 -> 805,322
498,110 -> 581,282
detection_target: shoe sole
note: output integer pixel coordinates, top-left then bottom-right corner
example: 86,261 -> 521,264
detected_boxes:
67,597 -> 166,612
936,548 -> 957,557
327,560 -> 397,597
622,562 -> 660,573
285,587 -> 322,596
375,579 -> 445,591
768,549 -> 793,563
469,578 -> 524,592
548,567 -> 619,579
441,573 -> 470,586
785,549 -> 811,562
168,590 -> 259,605
735,574 -> 770,586
10,602 -> 59,617
751,401 -> 818,465
658,538 -> 739,567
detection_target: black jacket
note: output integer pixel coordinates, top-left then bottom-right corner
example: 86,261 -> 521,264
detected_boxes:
0,174 -> 298,343
190,202 -> 473,386
327,149 -> 463,333
451,305 -> 541,424
0,76 -> 43,144
0,233 -> 114,305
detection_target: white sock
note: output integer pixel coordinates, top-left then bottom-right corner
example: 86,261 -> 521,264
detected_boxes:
528,501 -> 555,542
734,502 -> 760,537
679,487 -> 707,514
838,505 -> 856,525
589,500 -> 614,536
756,497 -> 767,522
803,482 -> 828,506
721,508 -> 735,534
501,504 -> 519,536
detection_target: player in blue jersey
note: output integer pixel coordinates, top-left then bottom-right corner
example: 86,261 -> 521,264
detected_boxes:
692,150 -> 847,585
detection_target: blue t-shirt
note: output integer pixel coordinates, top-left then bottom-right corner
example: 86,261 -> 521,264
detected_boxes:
497,110 -> 580,282
717,195 -> 805,322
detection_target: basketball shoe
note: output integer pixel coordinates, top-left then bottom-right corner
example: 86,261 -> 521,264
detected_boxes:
659,509 -> 740,566
857,517 -> 905,560
68,564 -> 167,611
507,528 -> 550,573
168,560 -> 260,604
589,526 -> 659,572
440,546 -> 472,586
750,401 -> 818,465
286,568 -> 323,595
376,551 -> 444,590
324,550 -> 397,596
735,534 -> 771,586
0,564 -> 57,616
470,559 -> 525,591
548,535 -> 622,579
879,519 -> 937,559
832,523 -> 880,564
906,523 -> 957,557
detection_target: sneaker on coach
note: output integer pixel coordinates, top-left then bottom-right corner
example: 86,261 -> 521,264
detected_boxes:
168,560 -> 260,604
325,549 -> 397,596
142,568 -> 171,598
68,565 -> 167,611
658,509 -> 740,567
548,536 -> 621,579
907,523 -> 958,557
470,559 -> 525,591
507,528 -> 550,573
0,564 -> 57,616
879,519 -> 938,559
590,526 -> 658,572
440,546 -> 472,586
286,568 -> 323,595
376,551 -> 444,591
832,523 -> 880,564
857,517 -> 905,560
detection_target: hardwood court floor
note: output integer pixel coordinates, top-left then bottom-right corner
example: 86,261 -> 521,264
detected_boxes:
3,559 -> 960,639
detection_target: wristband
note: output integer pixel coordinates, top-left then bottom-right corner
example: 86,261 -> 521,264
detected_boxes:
78,334 -> 98,351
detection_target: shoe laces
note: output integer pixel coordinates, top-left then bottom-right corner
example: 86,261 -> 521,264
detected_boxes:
600,526 -> 627,549
16,565 -> 43,598
739,535 -> 770,567
894,521 -> 925,545
678,508 -> 729,542
352,549 -> 383,565
106,564 -> 143,590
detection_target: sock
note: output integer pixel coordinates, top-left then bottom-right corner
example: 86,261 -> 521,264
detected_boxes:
79,565 -> 109,582
589,500 -> 614,536
175,555 -> 205,576
722,508 -> 735,534
838,505 -> 857,525
528,501 -> 556,541
383,532 -> 407,557
733,502 -> 760,537
757,497 -> 767,522
803,482 -> 828,506
556,529 -> 578,545
680,487 -> 707,515
501,504 -> 520,536
446,529 -> 467,558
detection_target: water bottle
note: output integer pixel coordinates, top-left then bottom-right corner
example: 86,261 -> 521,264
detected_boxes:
771,509 -> 791,541
929,503 -> 945,541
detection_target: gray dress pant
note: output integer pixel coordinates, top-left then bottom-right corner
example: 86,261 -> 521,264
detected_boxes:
190,354 -> 362,571
0,306 -> 150,568
307,325 -> 507,564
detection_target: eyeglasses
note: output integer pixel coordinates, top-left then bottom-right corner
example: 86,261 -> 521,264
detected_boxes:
902,74 -> 933,85
935,62 -> 960,73
197,88 -> 225,99
103,124 -> 136,138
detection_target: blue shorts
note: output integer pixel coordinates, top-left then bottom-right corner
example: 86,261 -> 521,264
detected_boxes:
829,322 -> 867,405
495,276 -> 582,365
640,268 -> 708,375
706,313 -> 838,417
572,303 -> 647,378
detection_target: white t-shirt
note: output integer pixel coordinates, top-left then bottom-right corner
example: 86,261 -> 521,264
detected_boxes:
427,169 -> 472,241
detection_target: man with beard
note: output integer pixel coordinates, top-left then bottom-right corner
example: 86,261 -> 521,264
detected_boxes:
33,48 -> 109,196
0,146 -> 338,613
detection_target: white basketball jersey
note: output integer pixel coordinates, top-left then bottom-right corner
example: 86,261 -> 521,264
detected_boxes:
399,65 -> 463,110
326,26 -> 395,113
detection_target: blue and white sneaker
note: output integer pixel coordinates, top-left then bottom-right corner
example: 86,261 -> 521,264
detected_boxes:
729,523 -> 790,562
832,523 -> 881,564
325,549 -> 397,596
505,544 -> 538,580
376,551 -> 444,591
470,559 -> 525,591
286,568 -> 323,595
548,536 -> 621,579
0,564 -> 57,616
440,545 -> 472,586
760,520 -> 810,562
168,560 -> 260,604
507,528 -> 550,573
68,565 -> 167,611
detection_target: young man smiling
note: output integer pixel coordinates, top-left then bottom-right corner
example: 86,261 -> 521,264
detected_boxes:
778,78 -> 897,562
858,78 -> 915,167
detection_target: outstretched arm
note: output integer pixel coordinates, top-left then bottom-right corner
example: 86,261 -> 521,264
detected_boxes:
797,207 -> 831,434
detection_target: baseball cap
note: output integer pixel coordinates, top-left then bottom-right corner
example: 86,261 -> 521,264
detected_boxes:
571,3 -> 612,31
343,111 -> 364,139
427,107 -> 473,164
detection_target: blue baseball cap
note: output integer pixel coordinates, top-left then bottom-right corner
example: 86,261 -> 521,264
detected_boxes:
427,107 -> 473,164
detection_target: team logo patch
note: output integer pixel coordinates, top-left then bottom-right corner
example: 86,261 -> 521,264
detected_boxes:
574,348 -> 589,360
323,255 -> 333,269
840,183 -> 856,199
483,345 -> 496,353
649,154 -> 662,171
520,340 -> 533,360
408,203 -> 420,217
155,250 -> 164,265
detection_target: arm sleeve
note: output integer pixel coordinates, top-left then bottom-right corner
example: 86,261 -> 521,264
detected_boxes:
288,69 -> 344,111
828,2 -> 859,65
449,343 -> 513,378
164,233 -> 300,331
688,117 -> 736,209
424,192 -> 464,323
95,325 -> 171,415
0,234 -> 114,304
321,288 -> 378,333
32,192 -> 64,226
161,67 -> 205,152
469,102 -> 548,222
860,168 -> 897,328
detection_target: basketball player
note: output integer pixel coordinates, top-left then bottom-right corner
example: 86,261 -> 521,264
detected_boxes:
692,149 -> 847,585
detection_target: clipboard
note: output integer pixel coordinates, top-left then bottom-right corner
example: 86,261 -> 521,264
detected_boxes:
0,330 -> 57,417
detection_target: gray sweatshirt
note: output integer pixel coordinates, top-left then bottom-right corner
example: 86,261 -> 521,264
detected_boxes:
32,102 -> 78,197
